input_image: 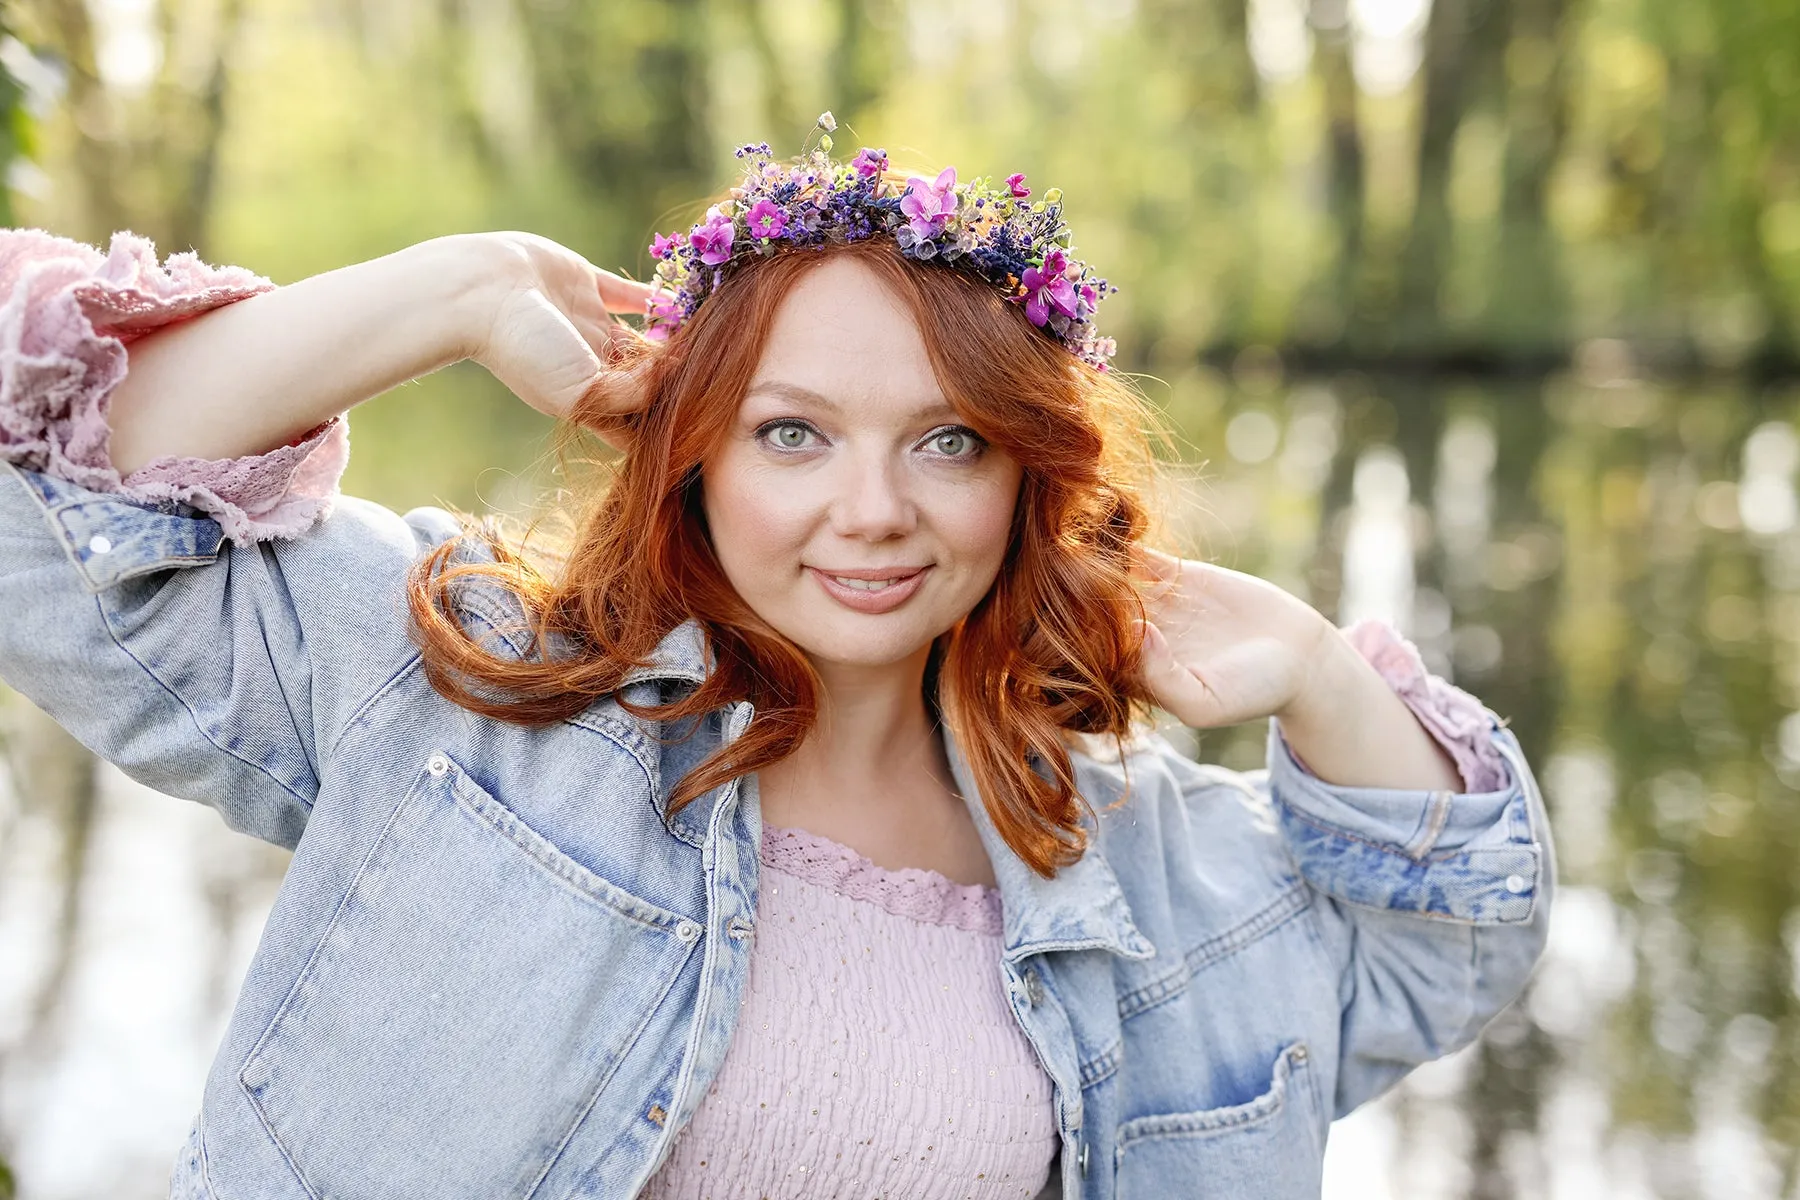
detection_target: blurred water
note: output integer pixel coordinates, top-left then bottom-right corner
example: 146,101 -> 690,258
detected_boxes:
1,371 -> 1797,1198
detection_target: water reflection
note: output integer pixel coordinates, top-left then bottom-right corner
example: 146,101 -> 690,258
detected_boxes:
0,371 -> 1796,1197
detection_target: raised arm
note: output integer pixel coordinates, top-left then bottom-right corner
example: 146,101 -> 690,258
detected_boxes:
107,231 -> 652,472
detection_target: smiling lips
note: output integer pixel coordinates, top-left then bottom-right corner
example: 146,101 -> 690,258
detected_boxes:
807,565 -> 931,614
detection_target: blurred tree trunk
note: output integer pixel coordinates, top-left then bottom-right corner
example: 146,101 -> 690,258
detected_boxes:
740,0 -> 801,142
161,0 -> 248,254
1489,0 -> 1571,356
29,0 -> 245,252
827,0 -> 896,130
39,0 -> 126,238
1396,0 -> 1508,352
511,0 -> 712,266
0,701 -> 99,1101
1308,0 -> 1365,349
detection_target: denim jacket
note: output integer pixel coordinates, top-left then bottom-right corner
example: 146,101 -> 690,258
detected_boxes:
0,462 -> 1553,1200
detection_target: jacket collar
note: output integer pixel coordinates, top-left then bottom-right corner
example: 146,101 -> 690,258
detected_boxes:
618,620 -> 710,689
942,725 -> 1156,964
621,619 -> 1156,965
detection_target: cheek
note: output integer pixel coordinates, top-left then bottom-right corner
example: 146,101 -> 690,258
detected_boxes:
701,455 -> 812,580
932,469 -> 1021,576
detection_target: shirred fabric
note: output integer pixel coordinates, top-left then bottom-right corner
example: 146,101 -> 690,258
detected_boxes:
0,228 -> 347,544
642,823 -> 1058,1200
1340,618 -> 1510,792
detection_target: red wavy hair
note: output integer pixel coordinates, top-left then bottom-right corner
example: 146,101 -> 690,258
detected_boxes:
407,237 -> 1163,877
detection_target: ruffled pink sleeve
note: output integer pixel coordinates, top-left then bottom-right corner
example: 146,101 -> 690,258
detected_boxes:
0,228 -> 349,544
1341,618 -> 1511,792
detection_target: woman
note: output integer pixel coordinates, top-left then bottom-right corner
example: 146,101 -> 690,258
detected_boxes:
0,126 -> 1551,1200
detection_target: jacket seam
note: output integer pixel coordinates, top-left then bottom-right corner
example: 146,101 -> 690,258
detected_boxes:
196,1121 -> 225,1200
1117,883 -> 1312,1021
98,592 -> 318,812
323,651 -> 426,763
7,464 -> 318,813
1079,1039 -> 1121,1088
523,902 -> 705,1199
237,765 -> 436,1199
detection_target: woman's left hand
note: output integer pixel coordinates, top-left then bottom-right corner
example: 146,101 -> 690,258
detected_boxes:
1133,546 -> 1464,791
1132,546 -> 1338,731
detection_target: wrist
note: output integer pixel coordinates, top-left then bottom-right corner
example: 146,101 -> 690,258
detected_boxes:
1274,622 -> 1362,740
408,233 -> 531,364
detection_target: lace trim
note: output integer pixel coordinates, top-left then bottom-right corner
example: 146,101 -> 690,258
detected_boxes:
1342,618 -> 1512,793
0,228 -> 347,545
759,823 -> 1003,936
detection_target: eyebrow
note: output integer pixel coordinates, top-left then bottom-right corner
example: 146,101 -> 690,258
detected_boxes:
743,380 -> 960,424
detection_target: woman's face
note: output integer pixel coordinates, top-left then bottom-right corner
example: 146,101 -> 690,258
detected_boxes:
701,257 -> 1023,672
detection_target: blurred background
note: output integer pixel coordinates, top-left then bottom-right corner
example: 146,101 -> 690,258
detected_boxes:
0,0 -> 1796,1195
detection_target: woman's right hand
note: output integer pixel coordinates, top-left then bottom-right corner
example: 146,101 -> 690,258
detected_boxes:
467,232 -> 656,422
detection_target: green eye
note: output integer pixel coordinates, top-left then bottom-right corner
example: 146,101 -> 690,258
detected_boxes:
928,428 -> 980,457
763,422 -> 815,449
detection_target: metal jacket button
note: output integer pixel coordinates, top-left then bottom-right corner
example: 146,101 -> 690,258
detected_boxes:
1078,1141 -> 1089,1176
675,920 -> 702,943
87,535 -> 112,555
1024,969 -> 1045,1007
426,753 -> 449,777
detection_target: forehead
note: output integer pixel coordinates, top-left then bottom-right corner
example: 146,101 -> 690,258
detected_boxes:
748,257 -> 943,403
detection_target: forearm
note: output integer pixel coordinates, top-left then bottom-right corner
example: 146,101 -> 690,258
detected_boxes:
1274,626 -> 1464,791
107,234 -> 506,473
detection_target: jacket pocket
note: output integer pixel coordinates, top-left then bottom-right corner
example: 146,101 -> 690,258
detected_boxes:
1113,1042 -> 1323,1199
239,750 -> 701,1200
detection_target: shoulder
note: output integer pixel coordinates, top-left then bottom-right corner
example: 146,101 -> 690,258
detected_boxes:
1069,727 -> 1296,883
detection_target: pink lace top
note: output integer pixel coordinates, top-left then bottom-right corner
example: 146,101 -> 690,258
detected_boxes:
641,823 -> 1057,1199
0,229 -> 346,544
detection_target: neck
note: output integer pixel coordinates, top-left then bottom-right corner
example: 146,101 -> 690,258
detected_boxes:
764,643 -> 954,816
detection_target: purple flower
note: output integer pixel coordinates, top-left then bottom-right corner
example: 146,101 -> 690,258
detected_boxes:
1006,173 -> 1030,198
649,232 -> 678,260
852,147 -> 888,178
746,198 -> 788,239
900,167 -> 958,241
1018,248 -> 1079,327
645,292 -> 685,340
690,214 -> 735,266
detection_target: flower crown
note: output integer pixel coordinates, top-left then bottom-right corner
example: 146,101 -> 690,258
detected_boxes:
643,113 -> 1118,369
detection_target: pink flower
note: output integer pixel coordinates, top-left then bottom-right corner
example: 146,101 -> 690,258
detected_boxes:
746,198 -> 787,239
900,167 -> 958,241
649,232 -> 678,260
1017,249 -> 1079,327
645,292 -> 684,339
852,147 -> 888,178
690,214 -> 735,266
1006,173 -> 1030,198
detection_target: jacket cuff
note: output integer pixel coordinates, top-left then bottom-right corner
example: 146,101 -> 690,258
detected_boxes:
0,228 -> 347,545
1266,720 -> 1543,924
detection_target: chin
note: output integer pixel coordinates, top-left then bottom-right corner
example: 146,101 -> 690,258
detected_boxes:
781,611 -> 944,669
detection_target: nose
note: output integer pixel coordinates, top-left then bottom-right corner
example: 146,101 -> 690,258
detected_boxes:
829,452 -> 915,541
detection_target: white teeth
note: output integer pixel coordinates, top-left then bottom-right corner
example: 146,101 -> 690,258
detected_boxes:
832,576 -> 900,591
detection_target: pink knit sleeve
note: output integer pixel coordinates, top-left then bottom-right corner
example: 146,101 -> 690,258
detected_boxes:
0,228 -> 349,545
1341,617 -> 1511,792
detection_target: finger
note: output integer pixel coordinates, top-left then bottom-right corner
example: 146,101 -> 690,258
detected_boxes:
1135,546 -> 1184,581
1131,545 -> 1184,607
596,268 -> 656,314
1133,619 -> 1223,727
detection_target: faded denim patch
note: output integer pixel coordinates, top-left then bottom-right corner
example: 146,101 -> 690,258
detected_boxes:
1277,797 -> 1539,923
